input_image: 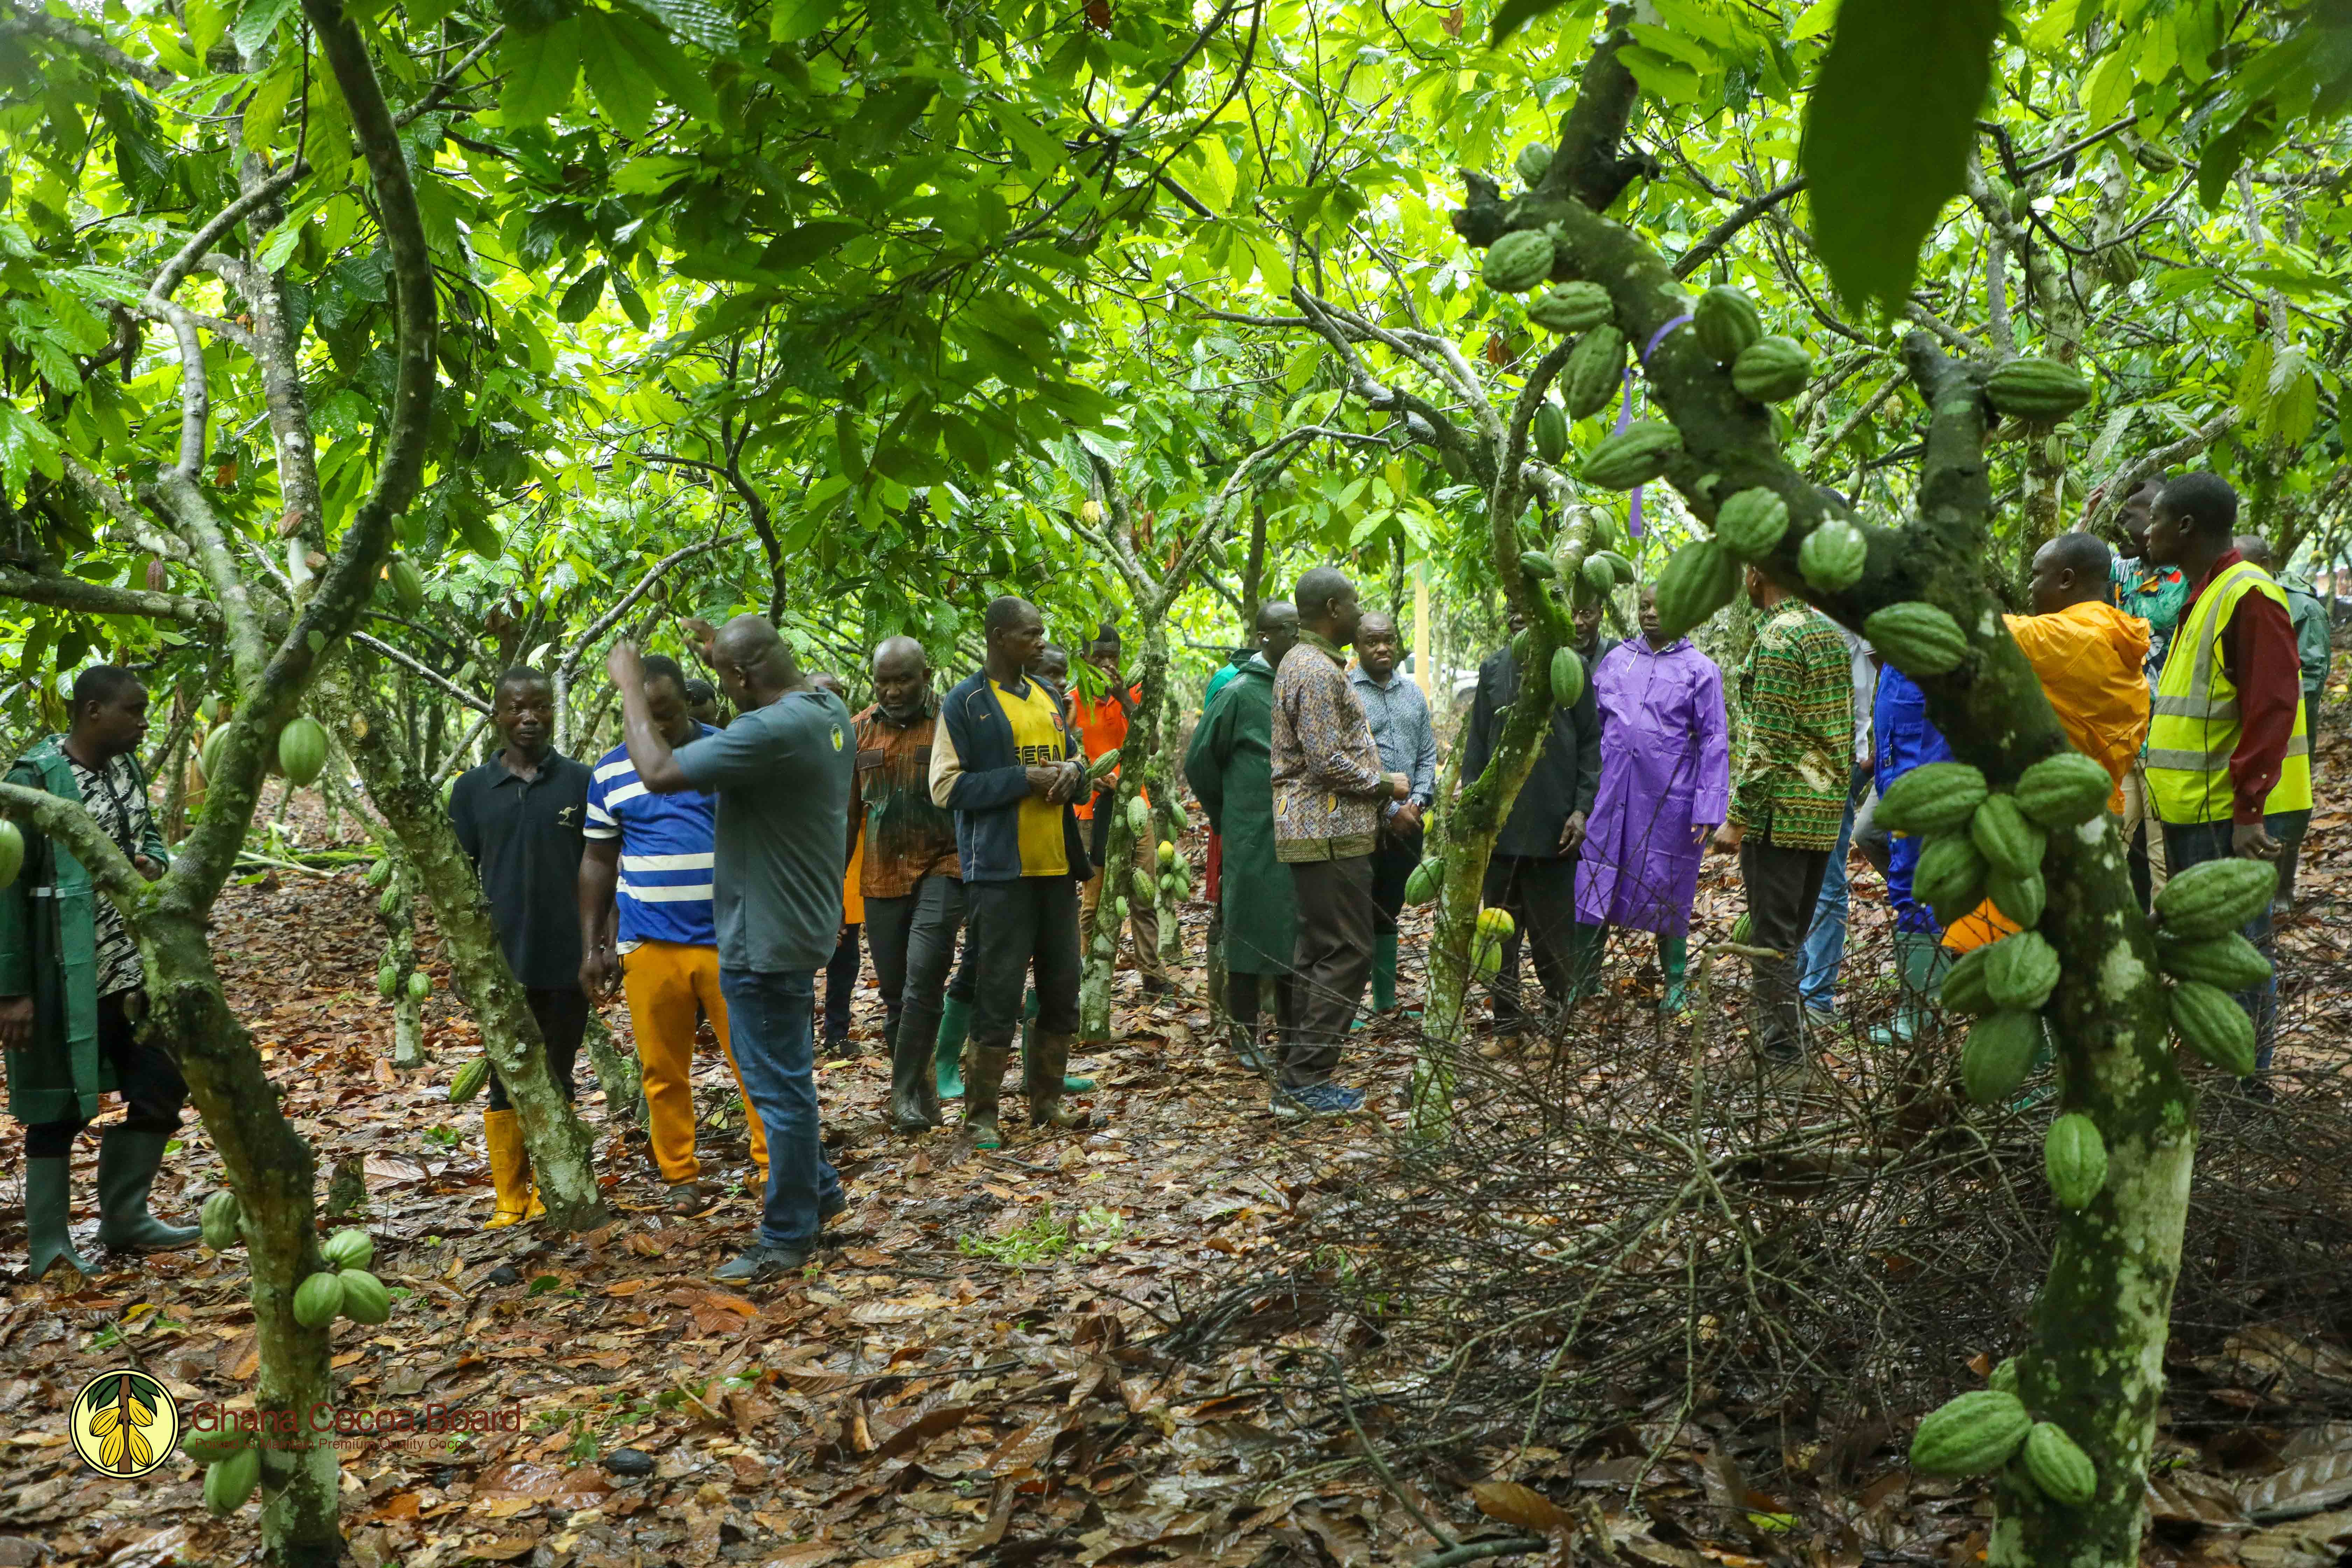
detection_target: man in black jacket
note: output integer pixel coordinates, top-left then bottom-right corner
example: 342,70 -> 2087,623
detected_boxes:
1458,596 -> 1605,1034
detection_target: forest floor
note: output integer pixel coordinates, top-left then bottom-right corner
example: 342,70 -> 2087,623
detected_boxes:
3,753 -> 2351,1568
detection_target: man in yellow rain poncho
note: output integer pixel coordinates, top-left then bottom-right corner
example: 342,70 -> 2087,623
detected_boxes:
1942,532 -> 2151,954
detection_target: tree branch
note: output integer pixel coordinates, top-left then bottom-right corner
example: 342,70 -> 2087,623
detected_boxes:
1673,177 -> 1806,280
558,530 -> 746,678
351,632 -> 492,714
0,562 -> 222,625
0,783 -> 147,910
0,0 -> 171,88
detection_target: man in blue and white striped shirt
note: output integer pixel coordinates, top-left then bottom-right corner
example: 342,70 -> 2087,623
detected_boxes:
578,654 -> 768,1213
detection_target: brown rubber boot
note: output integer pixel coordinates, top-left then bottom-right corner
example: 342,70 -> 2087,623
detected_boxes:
1025,1032 -> 1090,1131
962,1043 -> 1012,1150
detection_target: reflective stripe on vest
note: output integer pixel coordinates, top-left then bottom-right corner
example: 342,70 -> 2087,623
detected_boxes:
2144,560 -> 2313,822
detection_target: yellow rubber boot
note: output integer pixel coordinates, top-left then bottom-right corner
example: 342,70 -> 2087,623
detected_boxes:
482,1110 -> 533,1228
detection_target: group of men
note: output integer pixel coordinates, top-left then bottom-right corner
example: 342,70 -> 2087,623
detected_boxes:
0,465 -> 2329,1283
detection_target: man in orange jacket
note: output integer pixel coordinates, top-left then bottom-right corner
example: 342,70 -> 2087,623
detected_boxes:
1943,531 -> 2150,953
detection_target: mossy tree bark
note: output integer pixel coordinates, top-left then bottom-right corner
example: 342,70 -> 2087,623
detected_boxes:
1447,20 -> 2193,1561
0,5 -> 440,1559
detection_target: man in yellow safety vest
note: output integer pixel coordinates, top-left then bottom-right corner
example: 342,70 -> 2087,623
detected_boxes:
2142,472 -> 2309,1093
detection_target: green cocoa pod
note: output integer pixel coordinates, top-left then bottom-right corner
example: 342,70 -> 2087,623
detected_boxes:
204,1445 -> 262,1516
2014,750 -> 2114,827
1987,865 -> 2046,928
388,556 -> 426,614
1404,857 -> 1443,907
1581,421 -> 1682,490
2021,1421 -> 2097,1506
1590,550 -> 1635,586
322,1227 -> 374,1269
1694,285 -> 1763,364
1126,794 -> 1152,839
1512,626 -> 1534,668
1532,401 -> 1569,463
338,1268 -> 392,1325
2154,931 -> 2273,991
449,1057 -> 490,1104
377,964 -> 399,1000
1113,895 -> 1130,924
2153,858 -> 2276,941
2170,980 -> 2256,1074
1969,795 -> 2046,877
1982,932 -> 2060,1011
1086,748 -> 1121,782
378,884 -> 401,920
278,716 -> 330,788
1909,1389 -> 2032,1477
1528,282 -> 1611,335
201,1189 -> 243,1250
1579,554 -> 1615,596
1470,934 -> 1503,981
1865,601 -> 1969,676
1986,357 -> 2092,421
1798,518 -> 1868,592
200,723 -> 233,784
182,1424 -> 253,1463
1484,230 -> 1556,293
1549,647 -> 1586,708
1519,550 -> 1559,582
1563,327 -> 1627,418
1962,1010 -> 2042,1104
1654,539 -> 1741,641
1514,142 -> 1553,186
1914,833 -> 1988,928
293,1269 -> 346,1328
407,969 -> 432,1000
1731,335 -> 1811,401
1988,1357 -> 2020,1396
366,857 -> 392,888
1941,944 -> 1995,1015
2044,1114 -> 2107,1211
1714,487 -> 1789,560
1875,762 -> 1989,836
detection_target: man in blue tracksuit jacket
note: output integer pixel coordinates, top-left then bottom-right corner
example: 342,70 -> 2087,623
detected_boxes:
929,596 -> 1095,1147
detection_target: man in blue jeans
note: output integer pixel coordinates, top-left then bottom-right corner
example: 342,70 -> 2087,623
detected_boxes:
1798,628 -> 1875,1018
608,618 -> 854,1283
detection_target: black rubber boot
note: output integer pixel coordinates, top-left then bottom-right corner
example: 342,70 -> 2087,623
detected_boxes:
26,1157 -> 91,1281
888,1012 -> 942,1132
94,1129 -> 201,1252
962,1044 -> 1011,1150
1025,1033 -> 1090,1130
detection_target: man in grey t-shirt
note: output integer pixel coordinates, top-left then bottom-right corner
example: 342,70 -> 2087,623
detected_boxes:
609,617 -> 854,1284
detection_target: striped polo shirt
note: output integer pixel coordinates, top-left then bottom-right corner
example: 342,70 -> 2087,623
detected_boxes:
585,728 -> 719,947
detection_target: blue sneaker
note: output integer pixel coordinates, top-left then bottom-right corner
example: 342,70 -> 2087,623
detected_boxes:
1272,1083 -> 1365,1119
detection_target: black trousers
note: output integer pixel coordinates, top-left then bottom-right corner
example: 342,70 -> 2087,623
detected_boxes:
485,986 -> 587,1111
822,922 -> 862,1043
1739,836 -> 1830,1056
1370,825 -> 1425,936
1481,854 -> 1580,1029
864,874 -> 966,1059
965,878 -> 1082,1049
25,990 -> 188,1158
1229,971 -> 1298,1032
1284,855 -> 1375,1087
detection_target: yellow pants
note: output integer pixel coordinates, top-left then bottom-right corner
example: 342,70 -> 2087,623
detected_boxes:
620,940 -> 768,1183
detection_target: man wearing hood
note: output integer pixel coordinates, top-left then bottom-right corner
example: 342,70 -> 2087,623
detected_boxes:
1185,601 -> 1301,1068
1576,584 -> 1729,1014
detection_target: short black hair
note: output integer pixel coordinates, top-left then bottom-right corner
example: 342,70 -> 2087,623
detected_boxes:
2044,530 -> 2112,582
684,678 -> 716,704
2158,472 -> 2238,537
1295,566 -> 1352,620
983,596 -> 1034,636
640,653 -> 687,692
1091,619 -> 1121,649
496,664 -> 550,691
71,665 -> 144,713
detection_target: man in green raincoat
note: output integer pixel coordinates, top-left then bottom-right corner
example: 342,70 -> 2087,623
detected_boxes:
1184,601 -> 1299,1070
0,667 -> 200,1279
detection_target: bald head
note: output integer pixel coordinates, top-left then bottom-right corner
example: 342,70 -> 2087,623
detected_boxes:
1357,612 -> 1401,681
1255,598 -> 1298,667
872,635 -> 930,720
709,614 -> 802,707
2028,531 -> 2115,617
2234,533 -> 2274,572
1294,567 -> 1361,647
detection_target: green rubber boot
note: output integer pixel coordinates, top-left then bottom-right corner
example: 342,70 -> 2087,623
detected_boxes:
1372,933 -> 1399,1013
1869,932 -> 1947,1046
934,996 -> 970,1101
94,1129 -> 201,1252
1659,933 -> 1689,1015
26,1157 -> 91,1281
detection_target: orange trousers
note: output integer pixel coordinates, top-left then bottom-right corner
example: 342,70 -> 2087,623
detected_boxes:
619,940 -> 768,1183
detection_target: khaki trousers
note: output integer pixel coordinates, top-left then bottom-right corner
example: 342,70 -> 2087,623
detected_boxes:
2117,761 -> 2169,894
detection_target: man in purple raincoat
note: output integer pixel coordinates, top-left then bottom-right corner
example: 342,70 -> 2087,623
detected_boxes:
1575,584 -> 1730,1013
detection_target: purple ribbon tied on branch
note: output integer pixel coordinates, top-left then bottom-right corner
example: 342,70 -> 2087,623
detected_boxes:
1615,314 -> 1693,539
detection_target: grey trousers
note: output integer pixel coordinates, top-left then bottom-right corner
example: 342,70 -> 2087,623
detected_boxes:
1740,836 -> 1830,1058
864,872 -> 966,1091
